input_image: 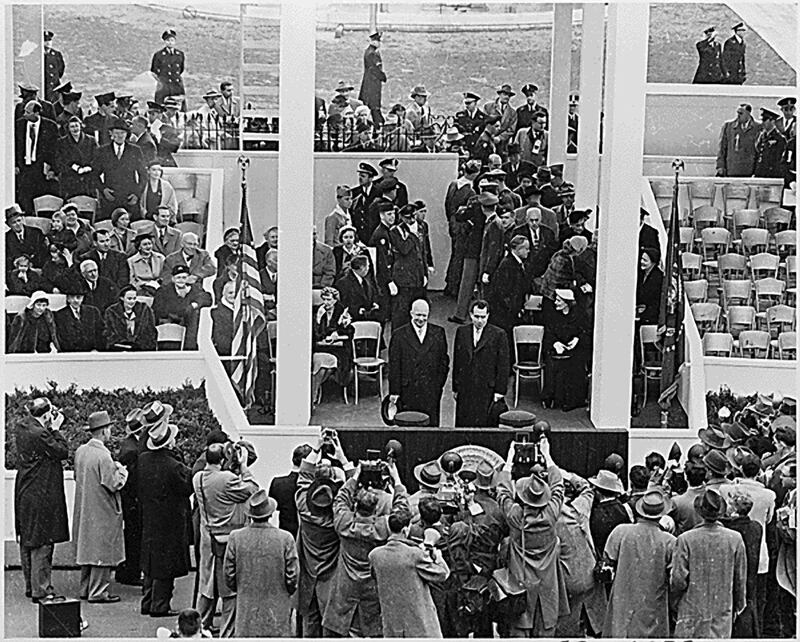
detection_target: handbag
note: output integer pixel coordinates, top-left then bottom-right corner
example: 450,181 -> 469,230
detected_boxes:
198,473 -> 228,559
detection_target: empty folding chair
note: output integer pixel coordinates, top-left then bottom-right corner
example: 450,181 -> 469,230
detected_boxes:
774,230 -> 797,262
684,279 -> 709,304
692,205 -> 722,235
754,277 -> 786,312
739,228 -> 769,257
68,195 -> 98,224
749,252 -> 780,280
45,293 -> 67,311
691,302 -> 721,335
738,330 -> 770,358
777,331 -> 797,360
33,195 -> 64,218
703,332 -> 734,357
679,227 -> 696,253
687,181 -> 717,213
756,185 -> 783,215
178,197 -> 208,224
5,295 -> 30,317
717,252 -> 748,281
639,325 -> 662,402
731,209 -> 761,240
763,206 -> 792,236
681,252 -> 703,280
721,279 -> 752,309
512,325 -> 545,407
351,321 -> 386,404
765,304 -> 796,339
721,184 -> 751,220
130,220 -> 156,236
786,255 -> 797,305
156,323 -> 186,350
725,305 -> 756,339
22,215 -> 52,235
700,227 -> 730,262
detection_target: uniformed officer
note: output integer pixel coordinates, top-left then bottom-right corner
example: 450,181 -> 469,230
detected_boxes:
692,26 -> 724,84
51,81 -> 78,120
83,92 -> 117,147
516,83 -> 548,132
14,83 -> 56,123
567,93 -> 579,154
376,158 -> 409,208
43,30 -> 65,103
454,92 -> 486,151
754,108 -> 787,178
776,97 -> 796,139
150,29 -> 185,108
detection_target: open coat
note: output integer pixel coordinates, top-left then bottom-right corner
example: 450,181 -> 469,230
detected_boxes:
73,439 -> 126,565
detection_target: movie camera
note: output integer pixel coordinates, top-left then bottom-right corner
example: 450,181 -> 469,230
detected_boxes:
358,439 -> 403,491
435,451 -> 476,514
222,440 -> 258,475
510,420 -> 551,480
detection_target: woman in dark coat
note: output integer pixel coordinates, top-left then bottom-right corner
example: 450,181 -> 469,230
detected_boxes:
312,286 -> 354,392
46,211 -> 79,255
332,225 -> 374,281
42,243 -> 75,292
636,246 -> 663,324
7,256 -> 49,295
104,285 -> 157,351
8,293 -> 60,353
55,116 -> 97,199
211,281 -> 235,373
541,288 -> 589,411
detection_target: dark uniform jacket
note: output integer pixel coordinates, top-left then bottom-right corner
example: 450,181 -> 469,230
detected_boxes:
721,35 -> 746,84
516,102 -> 549,132
502,159 -> 537,190
351,183 -> 379,244
335,270 -> 379,322
456,198 -> 487,261
368,222 -> 394,293
487,254 -> 528,331
693,37 -> 724,83
55,133 -> 97,199
389,224 -> 425,288
210,304 -> 233,356
512,223 -> 556,279
479,216 -> 508,280
15,99 -> 57,123
636,266 -> 664,324
44,49 -> 65,101
754,127 -> 787,178
455,107 -> 487,151
54,304 -> 105,351
358,44 -> 386,110
151,46 -> 186,99
152,282 -> 212,325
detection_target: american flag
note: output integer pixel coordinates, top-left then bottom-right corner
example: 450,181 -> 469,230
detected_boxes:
231,158 -> 266,407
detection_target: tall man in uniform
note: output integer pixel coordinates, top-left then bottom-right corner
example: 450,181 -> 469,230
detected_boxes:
43,30 -> 65,102
83,92 -> 116,147
516,83 -> 548,132
351,162 -> 380,243
389,205 -> 427,330
455,91 -> 486,151
692,26 -> 724,84
151,29 -> 186,108
722,23 -> 747,85
358,31 -> 386,128
377,158 -> 409,207
754,108 -> 787,178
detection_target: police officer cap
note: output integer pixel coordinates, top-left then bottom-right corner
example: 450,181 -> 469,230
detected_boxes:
171,264 -> 190,276
549,164 -> 564,177
777,97 -> 796,107
760,108 -> 779,121
357,162 -> 378,177
64,92 -> 82,103
162,29 -> 177,40
703,26 -> 715,34
376,176 -> 398,193
521,83 -> 539,96
463,91 -> 480,102
379,158 -> 399,170
95,91 -> 116,106
369,31 -> 382,41
147,100 -> 165,112
19,82 -> 39,93
44,30 -> 54,41
732,22 -> 746,31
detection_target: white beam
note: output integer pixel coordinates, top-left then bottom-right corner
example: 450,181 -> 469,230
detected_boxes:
275,2 -> 314,425
574,2 -> 604,213
2,5 -> 14,206
548,3 -> 573,165
590,2 -> 649,430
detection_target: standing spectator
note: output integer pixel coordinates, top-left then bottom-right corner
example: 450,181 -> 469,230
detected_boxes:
516,83 -> 549,132
42,30 -> 65,102
669,460 -> 707,535
358,31 -> 386,128
351,163 -> 380,243
567,94 -> 579,153
388,299 -> 449,426
512,207 -> 556,279
15,83 -> 56,122
377,158 -> 409,207
269,444 -> 313,538
444,159 -> 480,297
754,108 -> 788,178
636,246 -> 663,324
55,116 -> 97,199
138,412 -> 193,617
335,254 -> 381,322
54,90 -> 84,135
215,81 -> 240,119
484,84 -> 518,157
369,511 -> 450,638
389,207 -> 426,329
81,228 -> 131,288
7,291 -> 59,353
449,191 -> 493,324
54,283 -> 105,351
722,22 -> 747,84
103,284 -> 157,351
72,410 -> 127,603
210,280 -> 235,361
130,116 -> 158,166
324,185 -> 353,246
83,92 -> 116,147
140,163 -> 178,222
128,233 -> 165,294
693,26 -> 724,83
95,117 -> 146,219
502,143 -> 537,191
487,234 -> 530,357
223,490 -> 299,637
5,203 -> 48,270
479,206 -> 514,293
13,397 -> 69,602
495,438 -> 567,636
716,103 -> 760,177
588,469 -> 632,558
777,96 -> 796,138
312,226 -> 336,289
116,409 -> 146,586
454,91 -> 487,150
368,203 -> 396,327
408,462 -> 443,518
515,111 -> 549,169
151,29 -> 186,107
452,299 -> 510,427
152,264 -> 212,350
78,259 -> 118,313
602,489 -> 676,637
14,100 -> 59,215
151,206 -> 182,257
406,85 -> 433,133
670,488 -> 747,638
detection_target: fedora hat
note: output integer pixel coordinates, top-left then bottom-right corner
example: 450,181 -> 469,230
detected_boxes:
85,410 -> 113,432
635,489 -> 672,520
747,395 -> 774,417
141,400 -> 173,428
726,445 -> 757,470
588,469 -> 625,495
6,204 -> 24,225
445,126 -> 464,142
108,116 -> 130,132
703,448 -> 731,476
697,426 -> 732,450
380,394 -> 403,425
334,80 -> 355,93
694,488 -> 727,521
410,85 -> 429,98
246,489 -> 277,520
515,474 -> 550,508
724,421 -> 757,444
202,89 -> 222,100
307,478 -> 338,514
497,84 -> 516,97
413,461 -> 444,489
474,459 -> 498,490
125,408 -> 145,435
147,422 -> 179,451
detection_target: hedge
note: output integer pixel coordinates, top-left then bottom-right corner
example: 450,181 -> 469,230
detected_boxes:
5,381 -> 221,470
706,385 -> 757,426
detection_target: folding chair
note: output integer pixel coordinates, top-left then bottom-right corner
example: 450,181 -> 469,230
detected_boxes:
681,252 -> 703,280
639,325 -> 662,402
749,252 -> 779,281
777,331 -> 797,360
754,278 -> 786,312
739,228 -> 769,258
22,216 -> 51,235
755,185 -> 783,216
738,330 -> 770,358
178,197 -> 208,225
130,220 -> 156,236
716,252 -> 747,282
5,295 -> 30,316
700,227 -> 730,262
731,209 -> 761,240
156,323 -> 186,350
721,184 -> 751,220
774,230 -> 797,262
725,305 -> 756,338
763,207 -> 791,236
765,304 -> 796,339
650,179 -> 674,210
691,302 -> 721,335
786,255 -> 797,305
692,205 -> 722,235
351,321 -> 386,404
703,332 -> 734,357
684,279 -> 708,304
33,195 -> 64,218
721,279 -> 752,309
68,195 -> 99,224
687,181 -> 717,213
45,293 -> 67,311
679,227 -> 696,253
512,325 -> 544,407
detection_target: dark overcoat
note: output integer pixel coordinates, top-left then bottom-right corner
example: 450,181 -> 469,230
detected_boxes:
389,225 -> 425,288
754,128 -> 787,178
14,415 -> 70,548
487,254 -> 528,333
55,134 -> 97,199
358,44 -> 386,110
54,304 -> 105,351
721,36 -> 746,84
452,323 -> 509,427
137,448 -> 193,580
104,301 -> 157,351
693,38 -> 724,83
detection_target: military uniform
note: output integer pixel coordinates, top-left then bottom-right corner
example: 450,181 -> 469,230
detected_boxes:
83,112 -> 114,147
754,128 -> 787,178
516,102 -> 549,132
150,46 -> 185,105
455,107 -> 487,151
43,49 -> 65,102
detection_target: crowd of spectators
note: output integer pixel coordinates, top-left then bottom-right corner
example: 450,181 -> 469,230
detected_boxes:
13,390 -> 796,638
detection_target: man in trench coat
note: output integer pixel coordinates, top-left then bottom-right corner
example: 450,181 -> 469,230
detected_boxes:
73,410 -> 127,602
452,299 -> 509,427
358,32 -> 387,128
116,408 -> 146,585
14,397 -> 70,602
369,511 -> 451,637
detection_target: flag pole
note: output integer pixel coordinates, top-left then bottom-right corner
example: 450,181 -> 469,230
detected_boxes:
237,155 -> 251,408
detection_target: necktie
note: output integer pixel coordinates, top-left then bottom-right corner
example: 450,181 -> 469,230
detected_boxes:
18,232 -> 23,243
74,309 -> 80,322
27,124 -> 36,164
116,145 -> 122,160
126,313 -> 135,336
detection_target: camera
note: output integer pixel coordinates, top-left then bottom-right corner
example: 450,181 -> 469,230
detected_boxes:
321,428 -> 337,459
511,432 -> 545,481
222,440 -> 257,475
435,451 -> 468,514
358,440 -> 402,491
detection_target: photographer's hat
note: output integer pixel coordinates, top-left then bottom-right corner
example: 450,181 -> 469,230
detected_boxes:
126,408 -> 145,435
514,474 -> 550,507
141,400 -> 173,428
588,469 -> 624,495
307,478 -> 337,513
413,461 -> 444,489
474,459 -> 498,490
147,422 -> 179,451
246,489 -> 277,520
635,489 -> 671,520
84,410 -> 113,432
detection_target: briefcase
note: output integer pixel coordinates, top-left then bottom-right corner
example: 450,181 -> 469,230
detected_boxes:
39,596 -> 82,637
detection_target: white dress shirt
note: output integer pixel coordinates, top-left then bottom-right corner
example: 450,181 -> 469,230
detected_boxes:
25,120 -> 40,165
413,323 -> 427,344
473,326 -> 483,347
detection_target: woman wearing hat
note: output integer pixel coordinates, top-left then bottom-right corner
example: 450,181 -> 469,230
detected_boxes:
59,204 -> 94,256
128,233 -> 166,294
41,241 -> 74,292
8,291 -> 60,353
381,103 -> 415,152
332,225 -> 374,280
140,161 -> 178,222
536,235 -> 587,299
103,284 -> 157,351
636,246 -> 663,324
108,208 -> 136,256
54,115 -> 97,200
540,288 -> 589,411
312,286 -> 354,403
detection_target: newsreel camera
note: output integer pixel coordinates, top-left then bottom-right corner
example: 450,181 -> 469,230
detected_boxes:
511,420 -> 551,481
222,440 -> 258,475
435,452 -> 475,515
358,439 -> 403,491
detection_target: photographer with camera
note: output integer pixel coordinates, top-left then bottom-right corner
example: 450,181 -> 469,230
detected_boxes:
192,441 -> 260,636
495,435 -> 566,637
321,454 -> 409,637
295,430 -> 355,638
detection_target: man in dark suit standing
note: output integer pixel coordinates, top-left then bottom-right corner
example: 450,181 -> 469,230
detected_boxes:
95,117 -> 146,220
488,235 -> 530,356
115,409 -> 146,586
721,23 -> 747,85
389,299 -> 449,426
15,84 -> 57,122
639,208 -> 660,252
502,143 -> 537,191
479,207 -> 515,296
335,255 -> 380,322
452,300 -> 509,427
351,162 -> 380,244
454,92 -> 487,151
693,26 -> 724,83
43,31 -> 66,102
130,116 -> 158,165
512,207 -> 556,279
5,204 -> 49,270
53,285 -> 105,351
567,94 -> 579,153
14,101 -> 59,215
268,444 -> 312,538
389,206 -> 426,330
79,228 -> 131,288
358,31 -> 387,128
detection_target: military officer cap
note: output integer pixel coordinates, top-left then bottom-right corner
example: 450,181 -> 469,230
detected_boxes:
521,83 -> 539,96
703,26 -> 715,34
19,82 -> 39,93
760,108 -> 779,121
560,186 -> 576,197
64,91 -> 82,103
116,94 -> 133,102
375,176 -> 398,193
369,31 -> 382,41
478,192 -> 499,207
43,30 -> 54,41
485,168 -> 507,179
463,91 -> 480,102
732,22 -> 745,31
162,29 -> 177,40
777,97 -> 797,107
357,162 -> 378,177
95,91 -> 116,106
549,164 -> 565,177
379,158 -> 399,170
147,100 -> 165,112
172,264 -> 190,276
55,81 -> 73,94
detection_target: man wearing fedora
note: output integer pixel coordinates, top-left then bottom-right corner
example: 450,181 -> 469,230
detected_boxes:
483,84 -> 518,157
116,408 -> 146,586
408,460 -> 444,518
670,488 -> 747,638
95,117 -> 146,219
138,404 -> 193,617
406,85 -> 433,133
358,31 -> 386,128
5,203 -> 48,271
588,468 -> 633,559
14,397 -> 70,603
223,489 -> 299,637
602,489 -> 676,637
73,410 -> 128,603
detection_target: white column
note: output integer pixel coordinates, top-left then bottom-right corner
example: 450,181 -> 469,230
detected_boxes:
275,2 -> 314,425
590,2 -> 649,430
574,3 -> 605,215
548,3 -> 573,166
2,5 -> 14,205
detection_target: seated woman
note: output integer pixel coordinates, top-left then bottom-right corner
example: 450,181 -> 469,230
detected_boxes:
212,257 -> 238,305
311,286 -> 354,404
140,161 -> 178,222
103,284 -> 157,351
42,242 -> 74,292
636,246 -> 663,325
380,103 -> 415,152
61,204 -> 93,258
536,235 -> 588,298
152,264 -> 212,350
211,281 -> 236,373
109,207 -> 136,256
333,225 -> 374,281
7,255 -> 49,295
128,233 -> 166,295
541,288 -> 589,412
46,210 -> 79,255
7,291 -> 60,353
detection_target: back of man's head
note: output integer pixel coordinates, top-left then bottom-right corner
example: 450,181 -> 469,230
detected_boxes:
685,462 -> 707,487
740,455 -> 761,479
645,451 -> 666,472
206,443 -> 225,466
418,497 -> 442,526
629,465 -> 650,492
292,444 -> 312,468
355,488 -> 379,516
388,511 -> 411,534
205,429 -> 228,447
176,608 -> 202,638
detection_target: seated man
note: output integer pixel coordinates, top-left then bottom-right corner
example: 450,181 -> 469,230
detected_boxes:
54,281 -> 105,351
160,232 -> 216,286
312,226 -> 335,289
7,254 -> 49,295
79,228 -> 131,289
6,203 -> 49,271
151,206 -> 182,256
334,254 -> 380,322
256,226 -> 278,271
211,280 -> 236,367
78,259 -> 119,313
152,264 -> 212,350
